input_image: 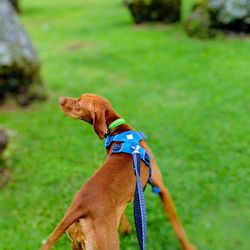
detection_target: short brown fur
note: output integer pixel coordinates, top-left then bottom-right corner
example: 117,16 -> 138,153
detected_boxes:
41,94 -> 195,250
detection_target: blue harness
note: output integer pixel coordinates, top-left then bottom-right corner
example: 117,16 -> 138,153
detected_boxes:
105,131 -> 150,166
104,131 -> 160,250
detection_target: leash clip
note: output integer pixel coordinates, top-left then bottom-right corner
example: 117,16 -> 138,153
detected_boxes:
104,129 -> 110,138
133,145 -> 141,154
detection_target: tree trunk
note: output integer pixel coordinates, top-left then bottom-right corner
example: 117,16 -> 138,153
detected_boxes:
0,0 -> 46,106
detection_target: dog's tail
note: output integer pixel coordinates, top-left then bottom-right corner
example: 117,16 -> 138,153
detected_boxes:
40,205 -> 87,250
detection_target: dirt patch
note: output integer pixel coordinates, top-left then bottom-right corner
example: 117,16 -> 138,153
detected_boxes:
226,32 -> 250,41
0,98 -> 33,112
133,23 -> 171,31
66,41 -> 99,51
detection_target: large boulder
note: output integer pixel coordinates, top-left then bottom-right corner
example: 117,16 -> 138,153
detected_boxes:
185,0 -> 250,38
0,0 -> 46,106
124,0 -> 181,24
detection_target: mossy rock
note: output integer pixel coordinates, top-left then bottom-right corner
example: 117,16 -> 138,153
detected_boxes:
124,0 -> 181,24
184,0 -> 250,38
0,0 -> 46,106
184,1 -> 216,38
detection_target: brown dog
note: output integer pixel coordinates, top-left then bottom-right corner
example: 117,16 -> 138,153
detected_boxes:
41,93 -> 195,250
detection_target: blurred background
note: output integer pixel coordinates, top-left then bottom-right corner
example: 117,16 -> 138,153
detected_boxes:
0,0 -> 249,249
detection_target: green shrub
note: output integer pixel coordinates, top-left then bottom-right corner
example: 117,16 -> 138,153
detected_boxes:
124,0 -> 181,24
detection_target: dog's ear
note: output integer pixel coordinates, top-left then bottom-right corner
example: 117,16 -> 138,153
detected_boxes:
92,106 -> 107,139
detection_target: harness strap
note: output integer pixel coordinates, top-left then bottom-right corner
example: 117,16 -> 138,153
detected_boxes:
132,146 -> 146,250
105,131 -> 161,193
105,131 -> 146,148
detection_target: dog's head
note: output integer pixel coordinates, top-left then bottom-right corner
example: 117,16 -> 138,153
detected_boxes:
59,94 -> 114,139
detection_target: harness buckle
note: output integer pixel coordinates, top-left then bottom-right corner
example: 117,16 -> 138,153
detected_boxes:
133,145 -> 141,154
104,130 -> 110,138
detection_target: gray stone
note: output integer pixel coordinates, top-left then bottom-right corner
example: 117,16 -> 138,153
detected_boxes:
0,0 -> 46,106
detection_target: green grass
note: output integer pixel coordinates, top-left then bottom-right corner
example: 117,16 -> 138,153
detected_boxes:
0,0 -> 250,249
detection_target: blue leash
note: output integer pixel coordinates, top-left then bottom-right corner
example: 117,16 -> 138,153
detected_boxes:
132,146 -> 147,250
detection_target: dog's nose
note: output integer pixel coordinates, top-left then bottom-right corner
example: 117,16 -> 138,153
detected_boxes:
59,97 -> 67,105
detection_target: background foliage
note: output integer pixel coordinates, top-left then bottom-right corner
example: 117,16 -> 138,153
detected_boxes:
0,0 -> 249,249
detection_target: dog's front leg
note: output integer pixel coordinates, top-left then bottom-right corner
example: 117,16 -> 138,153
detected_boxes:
89,217 -> 119,250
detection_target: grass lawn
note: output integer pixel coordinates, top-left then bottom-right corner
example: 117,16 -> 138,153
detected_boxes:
0,0 -> 250,249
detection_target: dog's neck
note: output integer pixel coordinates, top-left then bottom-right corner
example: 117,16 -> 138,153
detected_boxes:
106,111 -> 132,136
105,112 -> 132,155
